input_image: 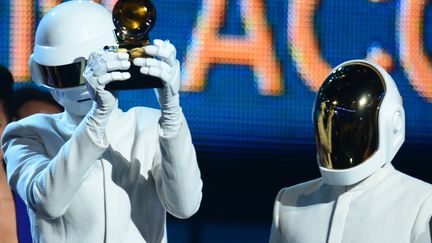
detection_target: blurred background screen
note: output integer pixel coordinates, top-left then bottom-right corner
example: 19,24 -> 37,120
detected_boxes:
1,0 -> 432,242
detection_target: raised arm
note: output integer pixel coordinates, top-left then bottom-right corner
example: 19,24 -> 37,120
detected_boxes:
2,116 -> 108,219
152,115 -> 203,218
134,39 -> 203,218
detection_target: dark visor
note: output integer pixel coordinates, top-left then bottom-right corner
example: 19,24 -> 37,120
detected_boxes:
35,61 -> 87,89
313,62 -> 386,169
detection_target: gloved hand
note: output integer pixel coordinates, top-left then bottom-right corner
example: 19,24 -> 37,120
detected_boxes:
133,39 -> 182,135
83,49 -> 131,141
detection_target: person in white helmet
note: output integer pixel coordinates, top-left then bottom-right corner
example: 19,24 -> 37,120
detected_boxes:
1,1 -> 202,242
269,60 -> 432,243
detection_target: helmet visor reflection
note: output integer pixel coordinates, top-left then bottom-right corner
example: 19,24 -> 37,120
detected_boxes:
35,61 -> 86,89
314,62 -> 386,169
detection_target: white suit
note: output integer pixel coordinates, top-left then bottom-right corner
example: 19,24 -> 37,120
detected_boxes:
7,1 -> 201,242
270,164 -> 432,243
2,106 -> 202,243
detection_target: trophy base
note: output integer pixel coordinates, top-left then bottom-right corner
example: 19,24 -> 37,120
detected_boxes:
105,64 -> 164,90
105,41 -> 164,90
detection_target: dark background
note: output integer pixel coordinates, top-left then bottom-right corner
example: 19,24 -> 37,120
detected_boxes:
166,144 -> 432,243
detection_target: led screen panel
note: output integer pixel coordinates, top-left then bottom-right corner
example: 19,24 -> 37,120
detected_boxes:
2,0 -> 432,155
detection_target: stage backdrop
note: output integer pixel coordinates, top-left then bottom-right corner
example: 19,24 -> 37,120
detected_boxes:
1,0 -> 432,156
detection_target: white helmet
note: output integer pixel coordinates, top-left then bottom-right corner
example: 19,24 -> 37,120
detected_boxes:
29,0 -> 117,116
313,59 -> 405,186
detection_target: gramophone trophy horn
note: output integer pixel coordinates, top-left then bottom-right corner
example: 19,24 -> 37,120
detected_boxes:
105,0 -> 163,90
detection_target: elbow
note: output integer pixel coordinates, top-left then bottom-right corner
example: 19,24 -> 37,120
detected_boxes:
173,192 -> 202,219
167,182 -> 203,219
32,199 -> 67,220
39,206 -> 66,220
177,180 -> 203,219
29,185 -> 67,220
34,196 -> 66,220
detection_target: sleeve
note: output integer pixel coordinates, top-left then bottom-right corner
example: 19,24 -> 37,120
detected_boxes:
269,189 -> 284,243
151,114 -> 203,219
2,119 -> 108,219
411,193 -> 432,243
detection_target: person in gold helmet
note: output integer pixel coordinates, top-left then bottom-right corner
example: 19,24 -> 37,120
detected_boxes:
270,60 -> 432,243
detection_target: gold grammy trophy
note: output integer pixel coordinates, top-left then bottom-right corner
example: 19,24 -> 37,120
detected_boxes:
106,0 -> 163,90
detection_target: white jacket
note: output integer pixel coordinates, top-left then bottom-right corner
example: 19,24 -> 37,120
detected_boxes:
2,107 -> 203,243
270,164 -> 432,243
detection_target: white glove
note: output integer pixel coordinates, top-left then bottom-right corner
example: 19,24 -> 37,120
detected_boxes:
133,39 -> 182,135
83,49 -> 131,141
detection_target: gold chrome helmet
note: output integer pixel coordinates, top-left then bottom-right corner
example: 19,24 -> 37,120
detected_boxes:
313,59 -> 405,185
